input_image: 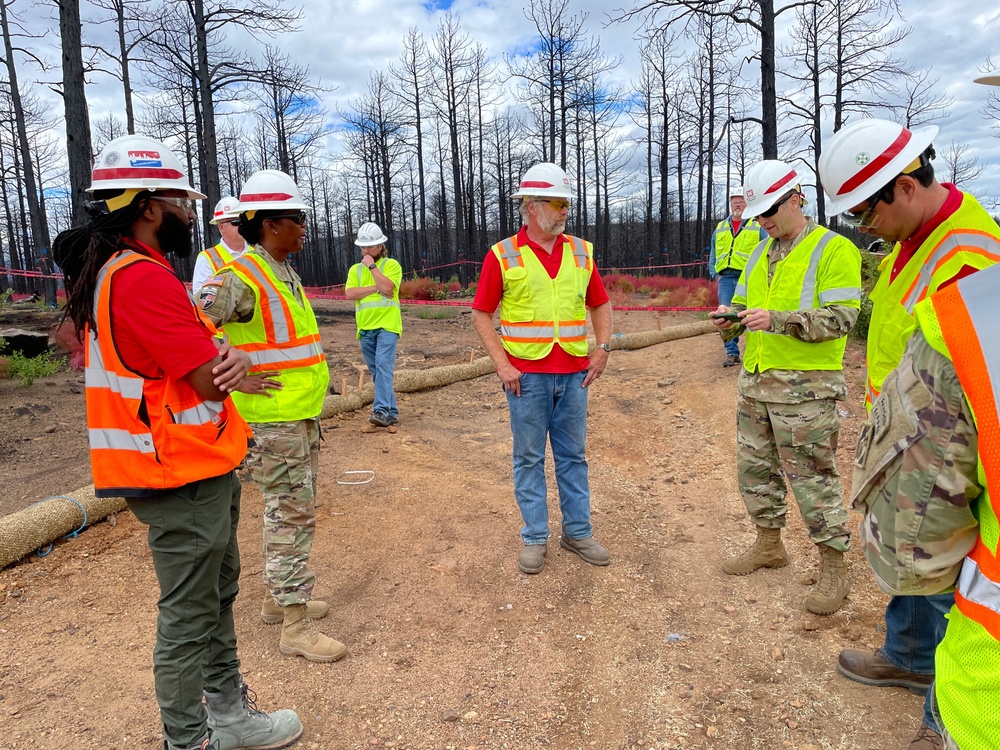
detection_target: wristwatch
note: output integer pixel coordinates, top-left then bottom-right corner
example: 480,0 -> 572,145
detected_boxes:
597,343 -> 612,353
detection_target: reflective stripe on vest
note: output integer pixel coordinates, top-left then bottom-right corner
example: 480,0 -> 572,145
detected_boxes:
354,259 -> 401,311
85,250 -> 249,496
713,218 -> 762,275
864,192 -> 1000,412
204,243 -> 234,273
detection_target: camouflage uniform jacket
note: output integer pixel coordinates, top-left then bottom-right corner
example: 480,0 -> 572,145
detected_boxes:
198,245 -> 305,326
850,330 -> 981,596
723,219 -> 859,404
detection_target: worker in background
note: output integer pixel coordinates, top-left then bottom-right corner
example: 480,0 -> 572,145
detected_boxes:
711,159 -> 862,616
192,196 -> 246,296
819,118 -> 1000,750
344,221 -> 403,428
199,169 -> 346,665
52,136 -> 301,750
851,262 -> 1000,750
471,162 -> 612,576
708,185 -> 768,367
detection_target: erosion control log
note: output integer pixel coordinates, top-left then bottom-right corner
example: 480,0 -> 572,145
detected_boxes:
2,319 -> 718,567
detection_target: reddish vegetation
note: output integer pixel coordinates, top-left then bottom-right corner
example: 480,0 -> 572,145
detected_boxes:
603,274 -> 718,308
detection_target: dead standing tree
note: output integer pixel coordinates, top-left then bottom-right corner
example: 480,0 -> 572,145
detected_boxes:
56,0 -> 94,225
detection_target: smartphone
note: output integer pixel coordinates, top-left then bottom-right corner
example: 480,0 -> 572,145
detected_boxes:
713,311 -> 742,323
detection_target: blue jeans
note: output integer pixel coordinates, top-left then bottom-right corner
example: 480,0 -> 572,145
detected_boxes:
360,328 -> 398,419
717,273 -> 740,357
505,371 -> 593,545
881,593 -> 955,731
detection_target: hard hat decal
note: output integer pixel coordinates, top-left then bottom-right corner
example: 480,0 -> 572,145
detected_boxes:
104,152 -> 120,166
745,188 -> 755,198
128,150 -> 163,168
838,129 -> 911,195
765,170 -> 797,195
855,152 -> 870,165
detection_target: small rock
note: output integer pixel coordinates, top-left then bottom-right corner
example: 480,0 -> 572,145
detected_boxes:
44,425 -> 57,434
723,605 -> 735,614
771,647 -> 785,661
462,710 -> 478,720
799,573 -> 817,586
441,709 -> 459,722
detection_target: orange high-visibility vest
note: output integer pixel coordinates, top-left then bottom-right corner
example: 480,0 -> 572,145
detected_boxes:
864,192 -> 1000,411
491,235 -> 593,359
85,250 -> 250,497
915,264 -> 1000,750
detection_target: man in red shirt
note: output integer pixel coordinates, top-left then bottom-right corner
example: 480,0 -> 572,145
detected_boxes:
472,162 -> 612,575
52,136 -> 302,750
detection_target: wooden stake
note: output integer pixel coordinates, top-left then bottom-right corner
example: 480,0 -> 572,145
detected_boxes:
470,349 -> 475,364
358,371 -> 365,390
341,377 -> 347,396
656,313 -> 662,331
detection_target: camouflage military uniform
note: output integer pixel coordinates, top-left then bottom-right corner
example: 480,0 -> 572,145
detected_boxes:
725,220 -> 858,551
851,331 -> 980,596
200,246 -> 322,606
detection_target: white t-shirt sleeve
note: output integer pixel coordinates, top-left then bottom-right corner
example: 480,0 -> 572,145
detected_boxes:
191,251 -> 214,296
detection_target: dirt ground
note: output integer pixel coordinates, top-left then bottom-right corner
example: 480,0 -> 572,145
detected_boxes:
0,299 -> 925,750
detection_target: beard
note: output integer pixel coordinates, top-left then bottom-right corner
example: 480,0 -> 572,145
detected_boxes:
539,215 -> 567,235
157,211 -> 194,258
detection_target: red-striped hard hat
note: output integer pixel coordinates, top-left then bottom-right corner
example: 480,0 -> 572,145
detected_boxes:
510,162 -> 573,200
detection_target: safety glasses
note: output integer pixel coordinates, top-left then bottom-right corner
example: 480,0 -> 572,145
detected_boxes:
269,211 -> 308,226
535,198 -> 571,211
840,198 -> 883,229
151,196 -> 196,212
758,191 -> 795,219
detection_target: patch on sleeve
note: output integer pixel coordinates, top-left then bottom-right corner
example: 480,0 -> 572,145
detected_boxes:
199,276 -> 224,309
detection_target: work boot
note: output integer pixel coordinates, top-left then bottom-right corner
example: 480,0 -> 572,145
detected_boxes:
279,603 -> 347,663
205,680 -> 303,750
518,543 -> 547,574
837,649 -> 934,694
261,593 -> 329,625
369,410 -> 390,427
908,725 -> 944,749
559,535 -> 610,566
722,526 -> 789,575
805,545 -> 850,615
723,353 -> 741,367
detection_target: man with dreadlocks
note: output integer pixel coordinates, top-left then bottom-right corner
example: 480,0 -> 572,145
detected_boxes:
52,136 -> 304,750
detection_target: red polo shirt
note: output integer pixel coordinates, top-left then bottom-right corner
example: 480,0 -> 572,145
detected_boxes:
472,227 -> 610,374
889,183 -> 978,287
110,240 -> 219,380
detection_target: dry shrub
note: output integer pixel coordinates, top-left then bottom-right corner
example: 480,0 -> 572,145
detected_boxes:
607,286 -> 633,307
400,277 -> 440,300
651,277 -> 717,307
448,281 -> 462,293
603,274 -> 635,294
52,319 -> 85,370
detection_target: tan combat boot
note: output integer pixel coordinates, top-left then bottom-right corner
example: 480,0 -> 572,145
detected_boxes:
722,527 -> 789,575
261,592 -> 330,624
806,545 -> 850,615
279,603 -> 348,663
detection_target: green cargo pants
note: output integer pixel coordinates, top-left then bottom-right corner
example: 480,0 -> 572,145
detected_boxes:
126,470 -> 243,747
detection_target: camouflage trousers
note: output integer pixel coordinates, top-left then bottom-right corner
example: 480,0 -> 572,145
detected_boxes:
246,417 -> 321,606
736,395 -> 850,551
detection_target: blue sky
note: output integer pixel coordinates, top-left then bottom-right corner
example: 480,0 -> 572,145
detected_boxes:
20,0 -> 1000,216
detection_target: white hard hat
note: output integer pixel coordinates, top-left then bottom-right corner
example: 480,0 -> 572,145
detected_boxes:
88,135 -> 205,202
238,170 -> 310,217
819,119 -> 938,215
730,186 -> 745,199
210,196 -> 240,225
511,162 -> 573,200
355,222 -> 388,247
742,160 -> 801,219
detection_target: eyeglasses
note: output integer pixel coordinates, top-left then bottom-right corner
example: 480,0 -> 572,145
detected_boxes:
268,211 -> 308,226
841,179 -> 896,229
534,198 -> 571,211
758,191 -> 796,219
151,196 -> 195,212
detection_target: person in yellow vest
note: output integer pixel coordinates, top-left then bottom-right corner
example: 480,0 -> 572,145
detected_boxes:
52,137 -> 302,750
199,169 -> 347,665
192,196 -> 246,297
819,118 -> 1000,750
851,262 -> 1000,750
708,185 -> 769,367
471,162 -> 612,576
710,159 -> 862,615
344,221 -> 403,428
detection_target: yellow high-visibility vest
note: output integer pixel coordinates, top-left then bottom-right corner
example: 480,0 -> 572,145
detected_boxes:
347,257 -> 402,338
492,235 -> 593,360
733,227 -> 861,372
713,217 -> 764,275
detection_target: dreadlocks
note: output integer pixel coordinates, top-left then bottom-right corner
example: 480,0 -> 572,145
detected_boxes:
52,194 -> 149,335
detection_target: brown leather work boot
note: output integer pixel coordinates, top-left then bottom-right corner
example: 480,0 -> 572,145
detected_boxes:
837,649 -> 934,694
261,592 -> 329,624
908,724 -> 944,749
722,527 -> 789,575
279,603 -> 347,663
518,543 -> 547,574
805,545 -> 850,615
